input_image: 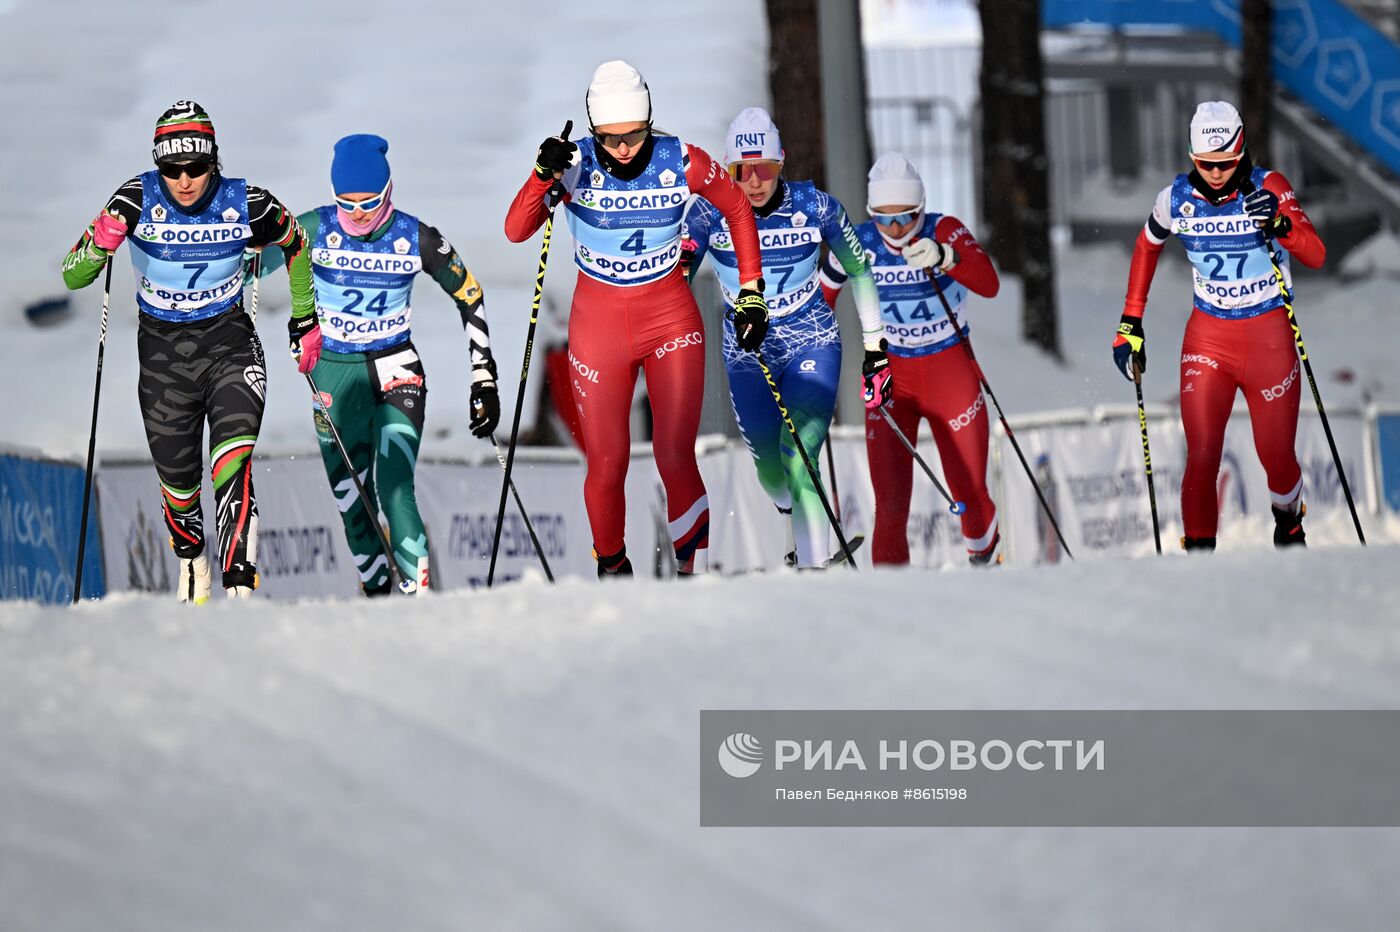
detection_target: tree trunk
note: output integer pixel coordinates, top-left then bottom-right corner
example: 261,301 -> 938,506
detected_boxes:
1241,0 -> 1273,165
977,2 -> 1021,273
978,0 -> 1060,358
765,0 -> 826,189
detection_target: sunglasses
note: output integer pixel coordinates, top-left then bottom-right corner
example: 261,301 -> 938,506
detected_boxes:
729,161 -> 781,183
158,160 -> 213,180
592,125 -> 650,149
334,178 -> 391,214
1194,156 -> 1241,172
871,209 -> 921,228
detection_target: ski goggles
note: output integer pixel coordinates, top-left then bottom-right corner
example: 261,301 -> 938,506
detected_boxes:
870,208 -> 922,227
157,159 -> 214,180
728,160 -> 781,183
334,178 -> 391,214
1193,155 -> 1242,173
592,125 -> 651,149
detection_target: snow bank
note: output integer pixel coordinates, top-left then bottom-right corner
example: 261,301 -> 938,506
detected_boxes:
2,547 -> 1399,929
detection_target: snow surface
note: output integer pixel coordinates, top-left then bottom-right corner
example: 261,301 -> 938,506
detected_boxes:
4,547 -> 1400,930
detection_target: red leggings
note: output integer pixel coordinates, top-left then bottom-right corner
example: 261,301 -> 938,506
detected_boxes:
1179,307 -> 1303,537
567,268 -> 709,572
866,348 -> 998,564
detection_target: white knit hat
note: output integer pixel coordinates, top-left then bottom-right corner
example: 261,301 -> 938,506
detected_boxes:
586,60 -> 652,128
725,107 -> 784,164
867,152 -> 925,211
1189,101 -> 1245,157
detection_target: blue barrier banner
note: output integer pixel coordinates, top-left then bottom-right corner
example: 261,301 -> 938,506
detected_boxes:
1043,0 -> 1400,178
0,454 -> 104,603
1378,413 -> 1400,512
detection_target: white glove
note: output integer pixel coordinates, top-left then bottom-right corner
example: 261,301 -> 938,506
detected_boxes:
903,237 -> 957,271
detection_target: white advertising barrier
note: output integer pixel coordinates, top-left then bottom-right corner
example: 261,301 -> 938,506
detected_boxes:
93,409 -> 1380,597
415,456 -> 593,587
996,408 -> 1373,564
101,453 -> 598,597
98,456 -> 356,600
825,425 -> 991,569
617,440 -> 776,577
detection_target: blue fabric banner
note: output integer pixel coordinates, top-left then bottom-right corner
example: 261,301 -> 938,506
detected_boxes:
1044,0 -> 1400,177
1377,413 -> 1400,512
0,453 -> 105,603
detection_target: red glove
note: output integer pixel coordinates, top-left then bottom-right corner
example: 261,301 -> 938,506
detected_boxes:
92,212 -> 128,252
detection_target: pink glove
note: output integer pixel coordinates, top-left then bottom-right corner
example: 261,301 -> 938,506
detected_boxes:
288,315 -> 322,373
862,343 -> 893,410
92,212 -> 128,251
679,237 -> 699,277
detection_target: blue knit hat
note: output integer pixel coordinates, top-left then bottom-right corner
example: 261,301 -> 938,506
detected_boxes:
331,134 -> 390,195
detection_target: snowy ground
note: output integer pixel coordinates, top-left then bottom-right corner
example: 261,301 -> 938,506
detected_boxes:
3,547 -> 1400,930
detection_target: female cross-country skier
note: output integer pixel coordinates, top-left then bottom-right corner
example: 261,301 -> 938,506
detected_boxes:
61,100 -> 320,602
1111,101 -> 1325,551
259,134 -> 501,595
681,107 -> 885,569
504,60 -> 767,577
822,152 -> 1003,566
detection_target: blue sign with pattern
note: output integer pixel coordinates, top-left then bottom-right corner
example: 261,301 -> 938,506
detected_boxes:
1377,413 -> 1400,512
1043,0 -> 1400,177
0,453 -> 105,603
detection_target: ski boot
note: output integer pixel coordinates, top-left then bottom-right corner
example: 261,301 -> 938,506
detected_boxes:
968,532 -> 1003,567
176,552 -> 212,605
1181,536 -> 1216,553
1272,502 -> 1307,549
224,562 -> 258,599
595,545 -> 633,579
362,579 -> 393,598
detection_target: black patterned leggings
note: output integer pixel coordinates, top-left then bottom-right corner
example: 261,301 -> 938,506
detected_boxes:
137,307 -> 265,588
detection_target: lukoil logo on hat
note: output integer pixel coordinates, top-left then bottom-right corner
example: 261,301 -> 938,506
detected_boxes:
718,732 -> 763,778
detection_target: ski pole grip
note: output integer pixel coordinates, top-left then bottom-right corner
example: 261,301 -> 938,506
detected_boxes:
547,120 -> 573,209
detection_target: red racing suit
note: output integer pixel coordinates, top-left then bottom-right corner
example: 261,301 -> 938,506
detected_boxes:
1122,166 -> 1325,538
824,213 -> 1001,563
505,135 -> 761,572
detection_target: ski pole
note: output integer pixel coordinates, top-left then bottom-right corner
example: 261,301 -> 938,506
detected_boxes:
249,251 -> 261,325
73,258 -> 114,603
925,270 -> 1075,560
1133,360 -> 1162,554
756,352 -> 858,569
306,372 -> 407,592
489,120 -> 572,588
487,434 -> 555,582
824,432 -> 842,524
1242,178 -> 1365,545
877,406 -> 966,516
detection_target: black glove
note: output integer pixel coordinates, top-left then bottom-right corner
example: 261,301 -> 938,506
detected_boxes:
861,340 -> 893,410
731,286 -> 769,353
535,135 -> 577,180
470,380 -> 500,439
1112,313 -> 1145,382
1242,186 -> 1292,238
